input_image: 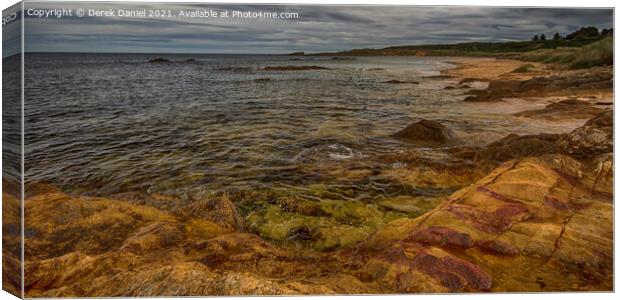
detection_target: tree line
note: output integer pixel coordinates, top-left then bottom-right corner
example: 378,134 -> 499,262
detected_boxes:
532,26 -> 613,41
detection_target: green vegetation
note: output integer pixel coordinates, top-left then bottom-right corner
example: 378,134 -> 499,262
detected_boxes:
381,37 -> 600,54
516,37 -> 612,69
317,27 -> 613,69
566,26 -> 608,40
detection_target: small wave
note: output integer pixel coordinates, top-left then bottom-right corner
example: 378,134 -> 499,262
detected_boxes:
328,153 -> 354,160
327,143 -> 354,160
292,140 -> 362,162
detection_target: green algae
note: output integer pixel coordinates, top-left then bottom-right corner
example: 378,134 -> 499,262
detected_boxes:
229,163 -> 465,251
239,188 -> 408,251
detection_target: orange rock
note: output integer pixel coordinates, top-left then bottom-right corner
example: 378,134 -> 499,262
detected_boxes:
19,151 -> 612,295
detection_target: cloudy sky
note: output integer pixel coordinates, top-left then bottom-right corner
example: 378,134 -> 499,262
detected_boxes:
20,2 -> 613,54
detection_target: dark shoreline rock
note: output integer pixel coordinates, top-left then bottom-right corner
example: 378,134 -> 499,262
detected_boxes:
264,65 -> 330,71
393,119 -> 456,145
148,58 -> 198,63
514,99 -> 604,120
423,74 -> 453,79
463,68 -> 613,102
383,80 -> 419,84
459,77 -> 489,84
217,66 -> 253,72
475,133 -> 561,162
464,80 -> 521,102
454,110 -> 613,164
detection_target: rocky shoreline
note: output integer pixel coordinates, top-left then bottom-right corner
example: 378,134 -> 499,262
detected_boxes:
441,58 -> 612,121
7,58 -> 613,296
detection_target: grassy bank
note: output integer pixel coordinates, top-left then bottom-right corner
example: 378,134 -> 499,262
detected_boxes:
316,36 -> 613,69
513,37 -> 613,69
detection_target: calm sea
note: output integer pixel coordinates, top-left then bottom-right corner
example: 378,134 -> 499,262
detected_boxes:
22,53 -> 579,198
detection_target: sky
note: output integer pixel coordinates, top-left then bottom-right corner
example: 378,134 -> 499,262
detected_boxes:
15,2 -> 615,54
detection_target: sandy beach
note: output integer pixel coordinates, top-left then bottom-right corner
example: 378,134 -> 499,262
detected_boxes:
444,57 -> 612,119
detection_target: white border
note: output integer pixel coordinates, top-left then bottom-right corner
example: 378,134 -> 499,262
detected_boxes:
1,1 -> 618,300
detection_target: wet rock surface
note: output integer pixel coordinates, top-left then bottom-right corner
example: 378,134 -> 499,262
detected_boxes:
452,110 -> 613,164
21,149 -> 612,295
383,80 -> 419,84
392,120 -> 457,145
263,65 -> 330,71
464,67 -> 613,102
465,133 -> 561,162
17,52 -> 615,298
514,99 -> 604,120
20,111 -> 613,296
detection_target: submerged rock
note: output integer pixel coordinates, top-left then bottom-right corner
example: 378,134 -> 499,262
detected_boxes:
20,146 -> 613,295
515,99 -> 604,120
423,75 -> 453,79
392,119 -> 456,145
464,80 -> 521,102
477,133 -> 561,162
175,195 -> 245,233
459,77 -> 489,84
17,110 -> 614,296
383,80 -> 419,84
243,193 -> 405,251
263,65 -> 329,71
217,66 -> 253,72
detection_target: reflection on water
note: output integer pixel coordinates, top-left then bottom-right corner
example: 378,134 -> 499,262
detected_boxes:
24,53 -> 583,198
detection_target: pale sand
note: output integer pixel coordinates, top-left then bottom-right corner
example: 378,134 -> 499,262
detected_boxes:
441,57 -> 612,109
441,57 -> 550,81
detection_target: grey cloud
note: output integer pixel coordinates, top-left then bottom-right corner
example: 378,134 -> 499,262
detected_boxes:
20,2 -> 613,54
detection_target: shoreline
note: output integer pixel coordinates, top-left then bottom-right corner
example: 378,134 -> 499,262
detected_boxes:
8,57 -> 614,296
438,57 -> 612,121
16,107 -> 613,294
